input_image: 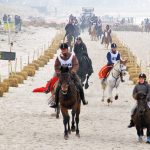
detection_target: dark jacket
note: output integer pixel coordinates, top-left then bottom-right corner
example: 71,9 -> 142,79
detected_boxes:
74,42 -> 88,61
65,23 -> 75,37
133,81 -> 150,100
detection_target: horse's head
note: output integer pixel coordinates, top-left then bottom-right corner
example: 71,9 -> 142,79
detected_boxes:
136,91 -> 147,115
113,60 -> 127,76
59,66 -> 71,95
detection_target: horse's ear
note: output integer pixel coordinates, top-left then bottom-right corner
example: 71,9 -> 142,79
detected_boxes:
60,66 -> 69,73
120,59 -> 127,64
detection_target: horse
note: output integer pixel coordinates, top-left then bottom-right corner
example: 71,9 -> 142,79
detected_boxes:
58,66 -> 81,139
101,60 -> 127,105
101,30 -> 112,49
132,92 -> 150,143
77,55 -> 93,89
89,24 -> 97,41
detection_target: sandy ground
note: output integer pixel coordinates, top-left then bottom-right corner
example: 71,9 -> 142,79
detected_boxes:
0,31 -> 150,150
0,26 -> 57,80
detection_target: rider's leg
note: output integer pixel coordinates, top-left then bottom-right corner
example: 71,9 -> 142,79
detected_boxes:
50,84 -> 61,108
128,104 -> 137,128
120,72 -> 125,82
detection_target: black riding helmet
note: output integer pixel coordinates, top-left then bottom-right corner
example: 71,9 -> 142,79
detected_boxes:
60,43 -> 68,49
111,43 -> 117,48
139,73 -> 146,79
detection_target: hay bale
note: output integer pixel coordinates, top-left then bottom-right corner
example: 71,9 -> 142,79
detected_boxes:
9,75 -> 24,84
16,71 -> 28,80
132,77 -> 139,84
32,60 -> 45,67
23,68 -> 35,77
24,65 -> 36,70
3,78 -> 18,87
0,82 -> 9,92
28,63 -> 39,70
0,87 -> 3,97
40,55 -> 50,62
38,58 -> 48,65
44,51 -> 54,59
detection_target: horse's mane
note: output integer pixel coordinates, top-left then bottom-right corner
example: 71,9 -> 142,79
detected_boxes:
136,91 -> 147,100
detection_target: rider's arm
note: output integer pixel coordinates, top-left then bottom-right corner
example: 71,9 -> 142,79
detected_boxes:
146,84 -> 150,101
54,57 -> 61,76
70,55 -> 79,73
107,52 -> 113,65
82,43 -> 89,57
116,53 -> 121,61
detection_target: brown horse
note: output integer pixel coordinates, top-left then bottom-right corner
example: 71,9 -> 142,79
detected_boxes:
89,24 -> 97,41
58,66 -> 81,140
132,92 -> 150,143
101,29 -> 112,49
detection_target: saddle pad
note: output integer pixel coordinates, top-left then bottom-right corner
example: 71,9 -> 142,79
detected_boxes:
148,102 -> 150,108
98,65 -> 112,79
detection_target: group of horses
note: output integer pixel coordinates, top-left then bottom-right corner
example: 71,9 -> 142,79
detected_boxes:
50,33 -> 150,143
88,24 -> 111,49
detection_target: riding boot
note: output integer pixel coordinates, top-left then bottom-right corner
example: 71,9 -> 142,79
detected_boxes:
50,85 -> 60,108
120,73 -> 125,82
77,84 -> 88,105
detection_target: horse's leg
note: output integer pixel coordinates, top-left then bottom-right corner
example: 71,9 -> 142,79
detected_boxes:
146,127 -> 150,143
107,85 -> 113,104
68,115 -> 71,134
85,75 -> 89,89
136,126 -> 143,142
71,109 -> 76,132
102,89 -> 105,102
61,107 -> 69,140
56,104 -> 60,119
114,87 -> 118,100
75,104 -> 81,138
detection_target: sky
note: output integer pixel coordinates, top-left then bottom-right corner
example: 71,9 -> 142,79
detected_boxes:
1,0 -> 150,17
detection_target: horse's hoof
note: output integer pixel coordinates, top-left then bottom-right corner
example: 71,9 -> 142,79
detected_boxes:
56,115 -> 59,119
64,134 -> 69,140
71,126 -> 76,132
76,133 -> 80,138
68,130 -> 71,134
115,95 -> 118,100
138,136 -> 143,143
146,137 -> 150,143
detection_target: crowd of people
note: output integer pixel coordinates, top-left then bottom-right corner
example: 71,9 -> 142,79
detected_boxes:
0,14 -> 22,33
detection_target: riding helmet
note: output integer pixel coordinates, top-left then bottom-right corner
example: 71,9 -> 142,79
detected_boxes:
60,43 -> 68,49
139,73 -> 146,79
111,43 -> 117,48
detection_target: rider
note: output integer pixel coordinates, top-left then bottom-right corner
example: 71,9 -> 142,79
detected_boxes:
101,24 -> 112,44
51,43 -> 88,108
65,19 -> 76,39
74,37 -> 93,74
128,73 -> 150,128
101,43 -> 124,82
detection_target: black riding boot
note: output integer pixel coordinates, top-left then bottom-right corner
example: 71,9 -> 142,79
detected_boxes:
120,73 -> 125,82
50,85 -> 60,108
77,84 -> 88,105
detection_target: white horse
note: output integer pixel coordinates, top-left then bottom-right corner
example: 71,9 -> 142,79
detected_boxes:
101,60 -> 127,104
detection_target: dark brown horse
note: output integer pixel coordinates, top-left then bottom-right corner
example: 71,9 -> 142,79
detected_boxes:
59,66 -> 81,140
132,92 -> 150,143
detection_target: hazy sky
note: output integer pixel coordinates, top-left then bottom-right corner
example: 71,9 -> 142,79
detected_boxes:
1,0 -> 150,17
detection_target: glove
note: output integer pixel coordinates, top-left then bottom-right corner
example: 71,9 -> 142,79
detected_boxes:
44,89 -> 50,94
